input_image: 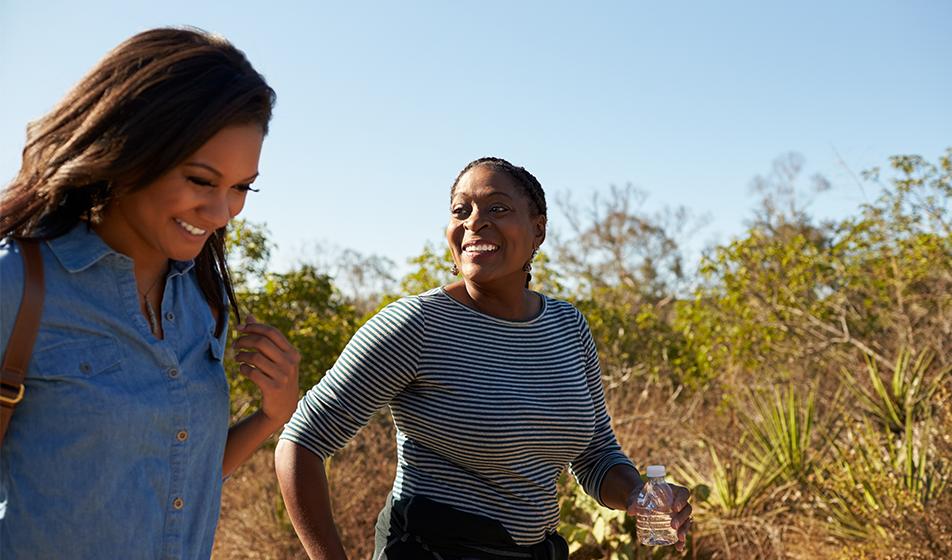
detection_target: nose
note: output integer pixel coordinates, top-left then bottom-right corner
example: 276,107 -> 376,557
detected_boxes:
464,208 -> 489,231
198,189 -> 232,228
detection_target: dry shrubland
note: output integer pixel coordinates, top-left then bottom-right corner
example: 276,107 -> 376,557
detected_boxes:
216,150 -> 952,559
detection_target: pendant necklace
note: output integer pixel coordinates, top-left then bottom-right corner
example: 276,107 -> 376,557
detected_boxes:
139,274 -> 164,336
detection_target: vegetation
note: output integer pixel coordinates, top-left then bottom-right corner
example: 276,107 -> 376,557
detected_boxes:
213,149 -> 951,559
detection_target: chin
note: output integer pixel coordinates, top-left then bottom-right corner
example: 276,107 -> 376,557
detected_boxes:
168,242 -> 209,262
461,268 -> 498,285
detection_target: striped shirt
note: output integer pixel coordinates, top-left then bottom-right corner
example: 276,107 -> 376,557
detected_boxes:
280,287 -> 633,546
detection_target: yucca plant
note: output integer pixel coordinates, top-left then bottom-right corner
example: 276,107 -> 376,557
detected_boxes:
677,444 -> 786,521
737,384 -> 838,485
838,348 -> 948,434
676,443 -> 791,559
817,412 -> 950,542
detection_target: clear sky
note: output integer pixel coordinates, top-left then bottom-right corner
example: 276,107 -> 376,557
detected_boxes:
2,0 -> 950,276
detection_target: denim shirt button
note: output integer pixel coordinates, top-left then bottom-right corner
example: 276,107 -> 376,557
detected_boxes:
79,362 -> 92,374
165,311 -> 175,322
176,430 -> 188,442
172,497 -> 184,510
168,367 -> 179,378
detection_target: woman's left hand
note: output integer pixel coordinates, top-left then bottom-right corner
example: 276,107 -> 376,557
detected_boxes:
232,314 -> 301,426
628,482 -> 693,552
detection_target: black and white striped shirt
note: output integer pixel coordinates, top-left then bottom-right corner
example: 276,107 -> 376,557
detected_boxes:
280,287 -> 633,545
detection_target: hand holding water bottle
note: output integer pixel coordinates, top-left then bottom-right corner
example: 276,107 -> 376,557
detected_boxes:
627,465 -> 693,552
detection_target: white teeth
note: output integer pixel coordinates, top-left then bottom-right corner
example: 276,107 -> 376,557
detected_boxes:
464,244 -> 498,253
175,218 -> 207,236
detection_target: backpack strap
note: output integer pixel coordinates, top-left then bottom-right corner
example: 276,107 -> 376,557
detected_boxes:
0,239 -> 45,446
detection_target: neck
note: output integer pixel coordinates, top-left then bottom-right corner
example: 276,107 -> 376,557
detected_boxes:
450,276 -> 540,321
92,214 -> 170,295
135,259 -> 171,297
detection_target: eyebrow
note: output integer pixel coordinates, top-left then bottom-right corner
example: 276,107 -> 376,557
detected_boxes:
184,162 -> 259,183
453,190 -> 514,201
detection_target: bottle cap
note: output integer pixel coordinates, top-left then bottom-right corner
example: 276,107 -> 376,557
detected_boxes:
646,465 -> 666,478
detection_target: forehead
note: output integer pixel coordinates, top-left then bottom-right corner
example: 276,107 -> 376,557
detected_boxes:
189,124 -> 264,178
452,165 -> 523,200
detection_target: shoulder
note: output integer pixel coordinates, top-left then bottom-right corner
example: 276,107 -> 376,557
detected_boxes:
541,294 -> 580,315
1,239 -> 29,349
0,237 -> 25,271
540,294 -> 588,326
1,239 -> 27,309
363,293 -> 427,334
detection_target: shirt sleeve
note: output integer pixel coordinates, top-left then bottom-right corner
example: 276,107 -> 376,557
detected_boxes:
568,309 -> 635,506
279,296 -> 424,460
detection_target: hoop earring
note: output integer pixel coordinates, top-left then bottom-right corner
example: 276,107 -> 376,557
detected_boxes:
450,264 -> 459,275
523,249 -> 538,273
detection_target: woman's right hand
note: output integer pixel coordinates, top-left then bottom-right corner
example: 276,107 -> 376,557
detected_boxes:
232,314 -> 301,428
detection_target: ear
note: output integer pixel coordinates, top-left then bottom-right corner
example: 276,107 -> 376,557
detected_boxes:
533,215 -> 547,247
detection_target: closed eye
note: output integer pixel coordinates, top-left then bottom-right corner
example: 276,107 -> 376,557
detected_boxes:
188,176 -> 214,187
234,183 -> 259,193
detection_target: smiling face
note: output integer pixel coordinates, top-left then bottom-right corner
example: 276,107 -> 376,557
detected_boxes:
96,123 -> 264,264
446,165 -> 546,288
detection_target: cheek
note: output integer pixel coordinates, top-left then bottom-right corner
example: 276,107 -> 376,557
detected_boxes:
229,193 -> 247,218
445,222 -> 461,245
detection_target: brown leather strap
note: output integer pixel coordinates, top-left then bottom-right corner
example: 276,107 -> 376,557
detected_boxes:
1,239 -> 45,446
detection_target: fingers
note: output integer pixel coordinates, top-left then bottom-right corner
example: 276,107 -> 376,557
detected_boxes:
671,501 -> 692,527
238,359 -> 295,393
674,512 -> 692,552
670,485 -> 693,553
232,316 -> 301,372
672,484 -> 690,511
239,362 -> 273,389
237,315 -> 297,355
233,334 -> 287,368
234,350 -> 280,379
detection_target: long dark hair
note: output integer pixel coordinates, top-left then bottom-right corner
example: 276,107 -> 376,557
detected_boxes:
0,27 -> 276,335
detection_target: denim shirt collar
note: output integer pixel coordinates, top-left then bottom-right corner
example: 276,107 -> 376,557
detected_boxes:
46,222 -> 195,277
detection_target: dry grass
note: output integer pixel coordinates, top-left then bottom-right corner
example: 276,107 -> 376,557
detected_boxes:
212,445 -> 305,560
212,413 -> 396,559
213,377 -> 950,559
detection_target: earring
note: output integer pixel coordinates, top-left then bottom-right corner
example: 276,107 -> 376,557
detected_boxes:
523,249 -> 538,273
450,264 -> 459,275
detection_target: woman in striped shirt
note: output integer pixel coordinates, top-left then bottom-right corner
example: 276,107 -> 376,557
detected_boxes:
275,157 -> 692,559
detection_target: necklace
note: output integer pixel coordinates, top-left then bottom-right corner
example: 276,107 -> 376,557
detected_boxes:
138,274 -> 164,336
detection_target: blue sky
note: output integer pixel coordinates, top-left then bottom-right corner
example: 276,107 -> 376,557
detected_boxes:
2,1 -> 950,276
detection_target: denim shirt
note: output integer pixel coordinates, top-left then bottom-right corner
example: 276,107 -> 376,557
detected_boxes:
0,224 -> 231,559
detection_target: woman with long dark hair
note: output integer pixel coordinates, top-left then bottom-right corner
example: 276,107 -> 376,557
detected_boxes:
0,28 -> 300,558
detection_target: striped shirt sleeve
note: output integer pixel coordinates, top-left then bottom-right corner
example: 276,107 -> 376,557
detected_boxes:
280,297 -> 424,460
568,309 -> 635,506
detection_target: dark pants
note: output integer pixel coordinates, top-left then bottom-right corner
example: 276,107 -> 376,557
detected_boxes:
373,494 -> 569,560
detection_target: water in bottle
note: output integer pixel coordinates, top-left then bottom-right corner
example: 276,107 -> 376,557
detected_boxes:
635,465 -> 678,546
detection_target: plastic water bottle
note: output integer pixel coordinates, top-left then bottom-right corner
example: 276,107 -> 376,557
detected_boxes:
635,465 -> 678,546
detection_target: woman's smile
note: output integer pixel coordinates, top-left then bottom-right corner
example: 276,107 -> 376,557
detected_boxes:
174,217 -> 209,237
462,240 -> 500,261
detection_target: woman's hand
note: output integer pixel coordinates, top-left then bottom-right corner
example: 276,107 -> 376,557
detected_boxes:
627,482 -> 693,552
232,314 -> 300,426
